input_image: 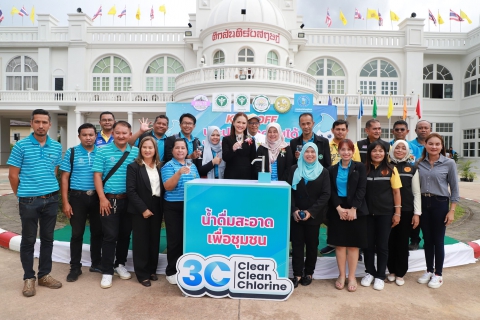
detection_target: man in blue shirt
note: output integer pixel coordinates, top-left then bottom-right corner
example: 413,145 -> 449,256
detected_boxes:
60,123 -> 102,282
390,120 -> 421,163
164,113 -> 202,168
7,109 -> 63,297
93,121 -> 138,289
128,115 -> 169,162
95,111 -> 115,148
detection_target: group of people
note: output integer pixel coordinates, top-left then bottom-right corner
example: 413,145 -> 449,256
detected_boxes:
8,108 -> 458,298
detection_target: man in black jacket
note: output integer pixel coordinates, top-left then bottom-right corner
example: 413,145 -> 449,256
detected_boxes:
289,113 -> 331,168
356,119 -> 390,163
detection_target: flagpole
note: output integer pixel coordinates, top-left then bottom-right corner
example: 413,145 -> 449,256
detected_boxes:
460,9 -> 462,32
439,10 -> 441,32
163,13 -> 165,26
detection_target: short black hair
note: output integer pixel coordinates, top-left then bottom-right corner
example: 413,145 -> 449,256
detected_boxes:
416,120 -> 432,129
99,111 -> 115,120
154,114 -> 169,125
393,120 -> 408,129
180,113 -> 196,125
298,113 -> 313,123
173,138 -> 188,149
78,123 -> 97,135
31,109 -> 51,121
113,120 -> 131,130
365,119 -> 380,129
332,119 -> 349,129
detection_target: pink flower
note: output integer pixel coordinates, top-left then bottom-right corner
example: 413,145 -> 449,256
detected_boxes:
245,138 -> 253,145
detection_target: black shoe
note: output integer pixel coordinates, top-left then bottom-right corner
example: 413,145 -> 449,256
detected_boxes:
301,275 -> 313,286
141,280 -> 151,287
89,265 -> 102,273
150,274 -> 158,281
409,243 -> 419,251
320,246 -> 335,255
66,268 -> 82,282
290,277 -> 300,288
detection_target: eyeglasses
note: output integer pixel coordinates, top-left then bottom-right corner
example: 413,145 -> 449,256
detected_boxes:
394,128 -> 406,132
248,122 -> 260,126
181,122 -> 195,126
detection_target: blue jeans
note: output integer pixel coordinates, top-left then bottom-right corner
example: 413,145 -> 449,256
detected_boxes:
19,194 -> 59,280
420,195 -> 449,276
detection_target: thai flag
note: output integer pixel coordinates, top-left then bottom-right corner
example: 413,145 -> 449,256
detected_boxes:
92,6 -> 102,21
378,10 -> 383,26
150,6 -> 154,20
449,9 -> 463,21
354,8 -> 363,20
0,9 -> 4,23
429,9 -> 437,26
118,7 -> 126,18
19,6 -> 29,16
325,9 -> 332,28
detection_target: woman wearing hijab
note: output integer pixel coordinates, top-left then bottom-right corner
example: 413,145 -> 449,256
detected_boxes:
199,126 -> 225,179
387,140 -> 421,286
255,123 -> 293,181
286,143 -> 330,288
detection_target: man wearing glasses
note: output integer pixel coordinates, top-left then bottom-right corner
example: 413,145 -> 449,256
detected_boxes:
246,114 -> 265,150
95,112 -> 116,148
390,120 -> 421,163
164,113 -> 202,168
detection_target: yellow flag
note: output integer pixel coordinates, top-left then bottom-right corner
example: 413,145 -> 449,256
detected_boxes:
438,13 -> 444,25
390,10 -> 399,21
30,6 -> 35,23
367,9 -> 379,20
387,96 -> 393,119
108,5 -> 116,15
159,5 -> 166,14
11,6 -> 20,15
136,7 -> 141,20
339,11 -> 347,25
460,10 -> 472,24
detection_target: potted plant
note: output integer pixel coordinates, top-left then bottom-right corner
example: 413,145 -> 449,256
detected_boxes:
468,171 -> 477,182
458,159 -> 477,182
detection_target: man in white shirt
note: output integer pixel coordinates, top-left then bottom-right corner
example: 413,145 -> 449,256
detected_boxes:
247,114 -> 265,150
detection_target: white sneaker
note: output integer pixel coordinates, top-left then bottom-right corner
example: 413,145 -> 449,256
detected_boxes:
166,275 -> 177,285
373,278 -> 385,291
417,271 -> 433,284
387,273 -> 395,282
100,275 -> 112,289
395,277 -> 405,286
361,273 -> 374,287
114,264 -> 132,280
428,275 -> 443,289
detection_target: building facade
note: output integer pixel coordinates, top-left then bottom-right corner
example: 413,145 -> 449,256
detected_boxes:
1,0 -> 480,169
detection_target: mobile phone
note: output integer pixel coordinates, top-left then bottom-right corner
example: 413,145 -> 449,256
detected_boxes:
299,210 -> 306,219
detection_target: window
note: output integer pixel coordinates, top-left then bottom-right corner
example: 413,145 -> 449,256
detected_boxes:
92,56 -> 131,91
436,122 -> 453,133
145,56 -> 184,91
423,64 -> 454,99
238,48 -> 254,63
359,59 -> 398,95
213,51 -> 225,64
464,58 -> 480,97
6,56 -> 38,90
464,129 -> 475,139
307,58 -> 346,94
463,128 -> 480,157
435,122 -> 454,150
463,142 -> 475,157
361,127 -> 390,140
267,51 -> 278,65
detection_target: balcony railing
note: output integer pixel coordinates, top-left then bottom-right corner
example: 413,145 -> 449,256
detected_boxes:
304,30 -> 405,48
0,91 -> 173,103
175,64 -> 317,91
316,94 -> 413,106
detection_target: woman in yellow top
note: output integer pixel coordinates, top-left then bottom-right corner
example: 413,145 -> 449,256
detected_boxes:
360,140 -> 402,291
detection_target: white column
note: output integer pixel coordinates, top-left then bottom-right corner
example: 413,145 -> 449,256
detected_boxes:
75,111 -> 82,130
356,117 -> 362,142
408,116 -> 416,141
48,113 -> 58,141
0,117 -> 11,165
127,111 -> 133,126
60,126 -> 67,152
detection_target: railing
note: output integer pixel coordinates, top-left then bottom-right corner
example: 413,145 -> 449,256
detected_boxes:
87,27 -> 186,44
304,30 -> 405,48
316,94 -> 413,106
0,91 -> 173,103
175,65 -> 317,91
424,33 -> 468,50
0,27 -> 38,41
51,27 -> 69,41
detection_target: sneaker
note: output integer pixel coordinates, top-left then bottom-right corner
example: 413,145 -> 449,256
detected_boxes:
66,268 -> 82,282
166,275 -> 177,285
373,278 -> 385,291
320,245 -> 336,255
38,274 -> 62,289
101,275 -> 113,289
22,278 -> 36,297
387,273 -> 395,282
417,271 -> 433,284
428,275 -> 443,289
89,265 -> 102,274
361,273 -> 374,287
409,243 -> 419,251
395,277 -> 405,286
114,264 -> 132,280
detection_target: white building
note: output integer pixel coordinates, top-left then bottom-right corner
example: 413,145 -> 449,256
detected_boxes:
1,0 -> 480,168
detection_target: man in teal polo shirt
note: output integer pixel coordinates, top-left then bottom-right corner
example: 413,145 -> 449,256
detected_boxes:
128,115 -> 169,162
60,123 -> 103,282
164,113 -> 202,168
7,109 -> 63,297
93,121 -> 138,289
95,111 -> 115,148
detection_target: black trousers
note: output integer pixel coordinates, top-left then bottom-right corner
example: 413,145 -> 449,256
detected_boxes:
115,199 -> 132,267
290,220 -> 320,277
364,214 -> 392,281
69,192 -> 102,269
387,211 -> 414,278
163,200 -> 184,276
409,222 -> 422,245
132,197 -> 162,282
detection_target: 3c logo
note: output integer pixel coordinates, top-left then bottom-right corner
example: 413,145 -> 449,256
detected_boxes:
182,259 -> 231,288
